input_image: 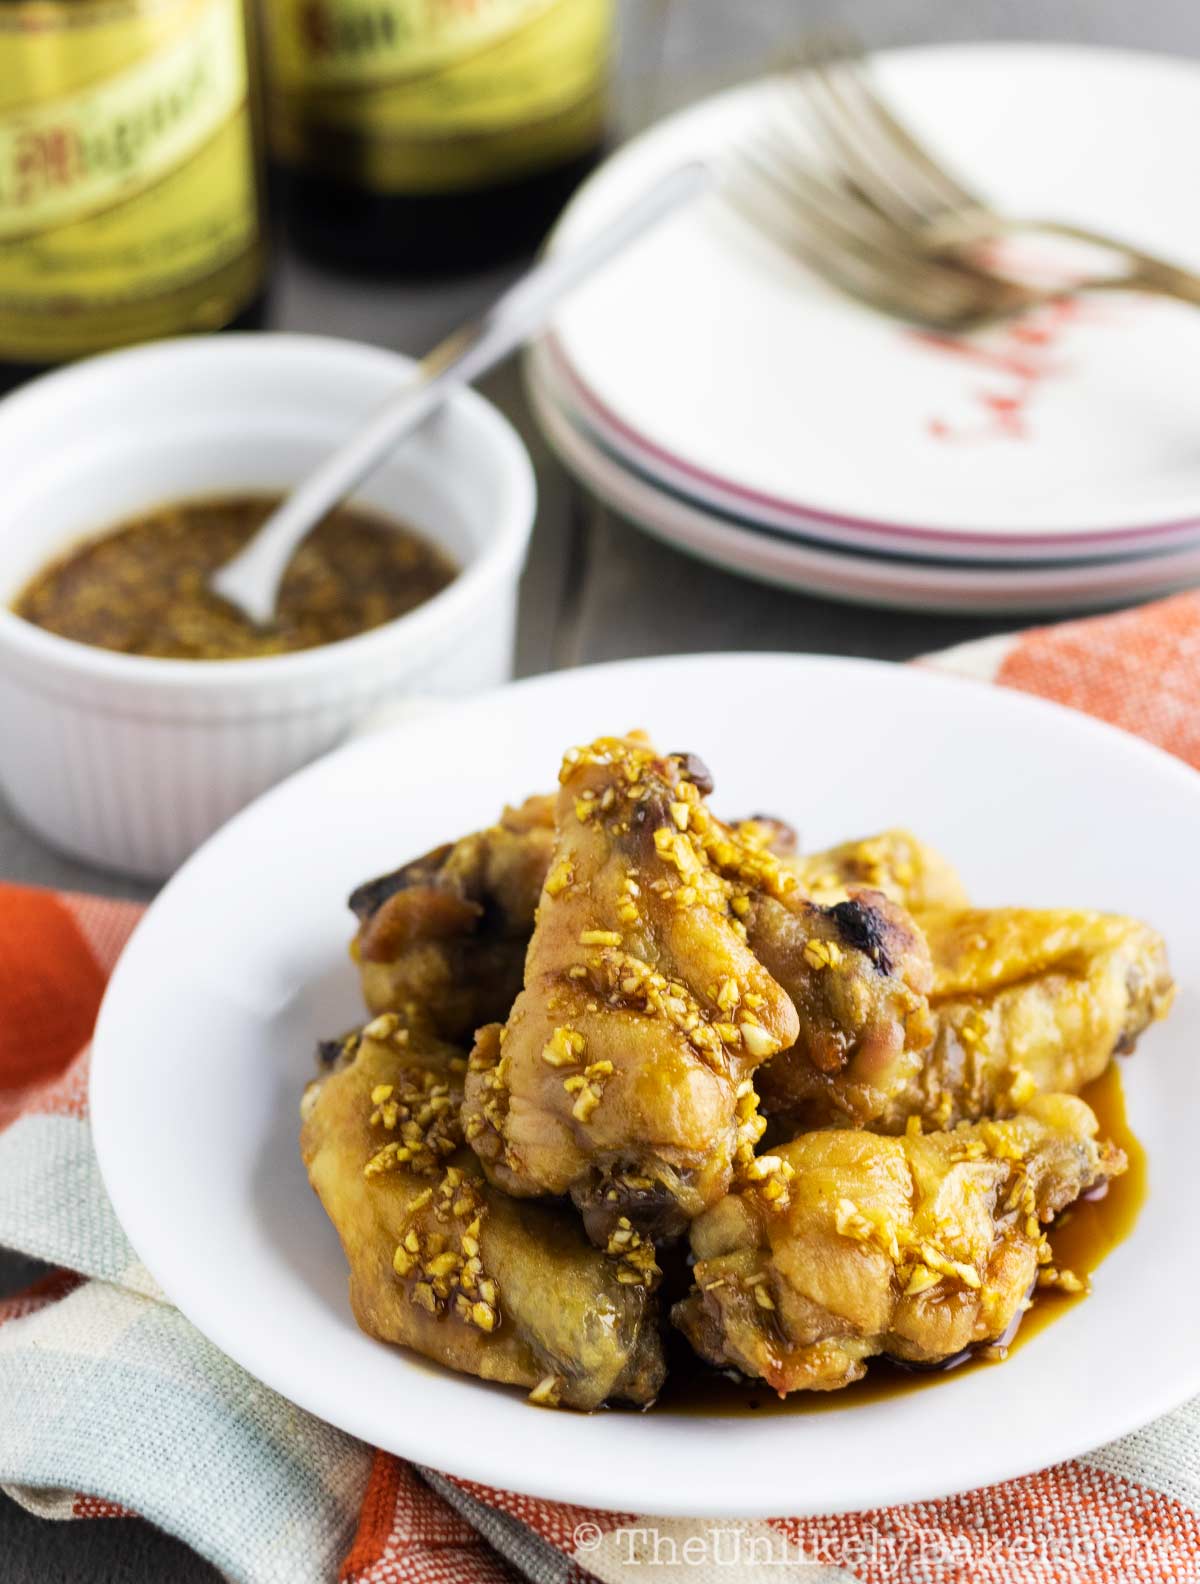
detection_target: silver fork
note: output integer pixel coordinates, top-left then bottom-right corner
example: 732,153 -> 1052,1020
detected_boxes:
723,42 -> 1200,330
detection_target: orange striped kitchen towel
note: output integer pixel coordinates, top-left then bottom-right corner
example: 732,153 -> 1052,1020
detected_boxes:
2,590 -> 1200,1584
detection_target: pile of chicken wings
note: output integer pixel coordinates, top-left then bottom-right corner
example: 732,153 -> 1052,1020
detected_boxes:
301,734 -> 1173,1409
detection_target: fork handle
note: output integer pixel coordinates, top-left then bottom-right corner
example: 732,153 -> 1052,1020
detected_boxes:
1028,220 -> 1200,307
1091,270 -> 1200,309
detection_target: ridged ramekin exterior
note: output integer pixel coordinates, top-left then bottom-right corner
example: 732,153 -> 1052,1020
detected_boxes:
0,598 -> 516,878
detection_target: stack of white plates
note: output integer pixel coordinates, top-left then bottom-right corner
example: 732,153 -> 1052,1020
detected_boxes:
528,44 -> 1200,613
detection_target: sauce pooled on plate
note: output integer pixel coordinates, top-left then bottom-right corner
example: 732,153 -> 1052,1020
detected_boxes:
656,1062 -> 1145,1417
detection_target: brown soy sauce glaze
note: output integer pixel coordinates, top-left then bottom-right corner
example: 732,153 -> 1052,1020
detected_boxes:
12,493 -> 457,660
652,1063 -> 1144,1416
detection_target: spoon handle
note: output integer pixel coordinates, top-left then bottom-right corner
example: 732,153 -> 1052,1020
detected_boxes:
212,159 -> 713,625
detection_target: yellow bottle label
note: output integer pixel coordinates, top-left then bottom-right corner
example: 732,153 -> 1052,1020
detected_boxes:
264,0 -> 612,193
0,0 -> 264,363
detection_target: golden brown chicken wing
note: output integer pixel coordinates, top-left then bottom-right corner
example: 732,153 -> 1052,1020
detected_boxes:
464,737 -> 946,1237
349,794 -> 554,1042
747,882 -> 936,1128
351,803 -> 795,1031
787,829 -> 970,912
872,908 -> 1175,1131
302,1012 -> 665,1409
352,800 -> 940,1146
730,827 -> 963,1130
462,737 -> 801,1242
673,1093 -> 1123,1394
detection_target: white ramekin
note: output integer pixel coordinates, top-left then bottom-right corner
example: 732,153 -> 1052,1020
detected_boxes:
0,334 -> 536,879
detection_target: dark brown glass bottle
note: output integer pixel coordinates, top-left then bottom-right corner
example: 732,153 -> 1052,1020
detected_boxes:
261,0 -> 613,277
0,0 -> 270,390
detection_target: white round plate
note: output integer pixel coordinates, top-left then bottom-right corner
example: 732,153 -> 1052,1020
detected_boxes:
527,355 -> 1200,614
545,45 -> 1200,553
92,656 -> 1200,1516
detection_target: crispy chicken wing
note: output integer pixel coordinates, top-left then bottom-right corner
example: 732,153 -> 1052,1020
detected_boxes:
463,737 -> 801,1242
747,829 -> 971,1131
301,1012 -> 665,1409
464,737 -> 945,1235
788,829 -> 970,912
352,804 -> 799,1044
872,908 -> 1175,1131
351,798 -> 940,1145
673,1093 -> 1123,1394
349,794 -> 554,1042
748,884 -> 936,1128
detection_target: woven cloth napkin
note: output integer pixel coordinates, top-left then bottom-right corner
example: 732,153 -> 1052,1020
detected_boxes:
4,592 -> 1200,1584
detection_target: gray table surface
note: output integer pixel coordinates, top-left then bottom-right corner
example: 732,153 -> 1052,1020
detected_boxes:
5,1 -> 1199,1577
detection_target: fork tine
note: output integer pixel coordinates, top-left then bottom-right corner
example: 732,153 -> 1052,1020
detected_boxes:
778,66 -> 944,234
733,131 -> 925,270
834,54 -> 983,212
719,39 -> 1051,331
745,115 -> 1030,304
743,122 -> 921,255
724,193 -> 979,326
776,32 -> 990,247
772,36 -> 969,226
724,138 -> 1024,328
814,52 -> 989,235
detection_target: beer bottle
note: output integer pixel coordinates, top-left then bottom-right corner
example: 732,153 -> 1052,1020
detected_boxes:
0,0 -> 269,388
262,0 -> 613,275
